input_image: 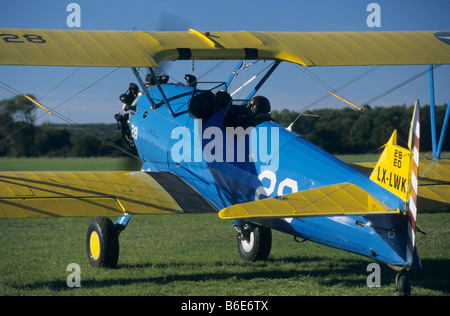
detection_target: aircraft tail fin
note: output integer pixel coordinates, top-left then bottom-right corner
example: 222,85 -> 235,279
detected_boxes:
369,129 -> 412,203
369,100 -> 420,266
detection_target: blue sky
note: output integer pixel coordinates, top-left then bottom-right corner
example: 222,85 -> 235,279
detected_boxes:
1,0 -> 449,124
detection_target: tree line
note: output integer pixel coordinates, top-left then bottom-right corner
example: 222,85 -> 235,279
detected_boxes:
0,95 -> 448,157
271,103 -> 449,154
0,95 -> 131,157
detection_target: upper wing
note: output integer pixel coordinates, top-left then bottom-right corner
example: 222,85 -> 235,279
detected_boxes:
218,182 -> 398,220
0,171 -> 216,219
352,159 -> 450,213
1,29 -> 450,68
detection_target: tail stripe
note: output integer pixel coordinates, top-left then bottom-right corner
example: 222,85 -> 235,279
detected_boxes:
406,104 -> 420,266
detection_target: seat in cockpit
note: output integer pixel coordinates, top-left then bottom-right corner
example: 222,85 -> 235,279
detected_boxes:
189,90 -> 232,122
223,95 -> 272,129
188,90 -> 216,120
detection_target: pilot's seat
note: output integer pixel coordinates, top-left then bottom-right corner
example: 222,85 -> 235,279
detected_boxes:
189,90 -> 232,122
223,105 -> 251,128
223,95 -> 272,129
188,90 -> 216,121
214,90 -> 232,112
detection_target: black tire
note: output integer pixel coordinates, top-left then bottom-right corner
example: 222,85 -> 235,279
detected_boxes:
86,217 -> 119,268
237,223 -> 272,261
396,273 -> 411,296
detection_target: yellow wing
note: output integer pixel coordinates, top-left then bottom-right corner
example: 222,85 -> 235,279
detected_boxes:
352,159 -> 450,213
0,171 -> 215,219
415,159 -> 450,213
1,29 -> 450,68
218,182 -> 398,220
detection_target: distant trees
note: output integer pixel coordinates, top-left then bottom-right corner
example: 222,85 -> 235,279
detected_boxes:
0,95 -> 448,157
34,124 -> 72,156
271,103 -> 449,154
0,95 -> 37,157
0,96 -> 132,157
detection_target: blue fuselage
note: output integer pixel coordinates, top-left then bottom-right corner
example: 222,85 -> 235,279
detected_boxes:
129,83 -> 419,269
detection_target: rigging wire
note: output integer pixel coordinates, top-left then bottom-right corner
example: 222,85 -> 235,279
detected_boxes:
39,67 -> 82,101
49,67 -> 121,111
197,60 -> 227,80
0,83 -> 23,133
361,64 -> 441,107
295,65 -> 380,114
289,65 -> 442,145
0,68 -> 140,161
287,66 -> 381,130
0,80 -> 22,95
416,218 -> 450,246
38,98 -> 141,161
0,68 -> 83,133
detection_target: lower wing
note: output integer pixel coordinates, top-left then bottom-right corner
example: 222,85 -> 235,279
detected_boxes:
0,171 -> 216,219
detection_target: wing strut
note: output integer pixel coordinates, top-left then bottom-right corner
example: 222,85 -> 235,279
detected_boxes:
244,60 -> 280,104
226,60 -> 280,105
148,67 -> 175,116
434,95 -> 450,159
131,67 -> 156,109
428,64 -> 450,159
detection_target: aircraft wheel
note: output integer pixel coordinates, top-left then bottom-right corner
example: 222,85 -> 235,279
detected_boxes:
86,217 -> 119,268
396,272 -> 411,296
237,223 -> 272,261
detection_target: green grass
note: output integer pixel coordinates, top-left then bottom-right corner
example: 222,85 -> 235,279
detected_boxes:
1,213 -> 448,296
0,157 -> 448,296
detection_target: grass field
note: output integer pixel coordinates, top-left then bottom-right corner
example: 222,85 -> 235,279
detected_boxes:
0,157 -> 449,296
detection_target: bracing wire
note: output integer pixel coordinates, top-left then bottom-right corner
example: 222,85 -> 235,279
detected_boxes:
0,68 -> 141,162
416,218 -> 450,246
287,66 -> 381,130
289,65 -> 442,145
294,65 -> 380,115
0,67 -> 83,133
360,64 -> 441,106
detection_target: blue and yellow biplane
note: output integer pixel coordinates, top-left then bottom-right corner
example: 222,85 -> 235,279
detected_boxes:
0,29 -> 449,295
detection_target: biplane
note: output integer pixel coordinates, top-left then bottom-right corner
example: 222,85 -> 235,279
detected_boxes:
0,29 -> 449,295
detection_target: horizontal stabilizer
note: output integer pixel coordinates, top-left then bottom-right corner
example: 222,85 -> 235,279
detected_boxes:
218,183 -> 398,220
